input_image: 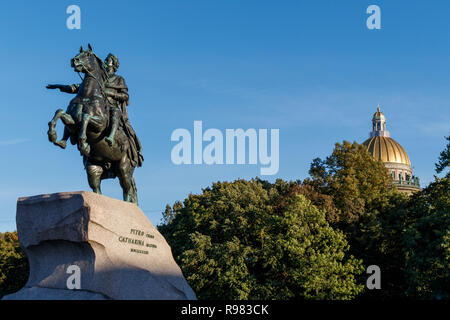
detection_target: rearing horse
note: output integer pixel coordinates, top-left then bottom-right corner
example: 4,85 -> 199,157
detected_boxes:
47,45 -> 138,203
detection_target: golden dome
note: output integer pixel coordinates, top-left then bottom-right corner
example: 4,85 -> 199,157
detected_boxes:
362,136 -> 411,166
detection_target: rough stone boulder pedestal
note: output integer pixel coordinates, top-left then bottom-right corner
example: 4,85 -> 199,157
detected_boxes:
3,191 -> 197,300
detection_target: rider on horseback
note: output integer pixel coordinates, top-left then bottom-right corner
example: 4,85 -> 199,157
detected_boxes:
47,53 -> 143,168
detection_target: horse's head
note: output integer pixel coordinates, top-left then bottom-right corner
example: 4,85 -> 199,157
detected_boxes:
71,44 -> 104,76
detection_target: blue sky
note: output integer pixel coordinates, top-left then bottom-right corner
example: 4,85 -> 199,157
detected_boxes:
0,0 -> 449,231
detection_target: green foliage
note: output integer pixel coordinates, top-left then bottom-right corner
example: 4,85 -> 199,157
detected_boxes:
297,184 -> 340,224
304,141 -> 415,298
404,177 -> 450,299
303,140 -> 399,257
0,231 -> 29,299
306,141 -> 395,226
396,137 -> 449,299
161,137 -> 450,300
159,179 -> 364,300
303,139 -> 450,300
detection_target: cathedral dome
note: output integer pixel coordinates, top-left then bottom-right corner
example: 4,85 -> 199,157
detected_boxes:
361,106 -> 421,194
362,136 -> 411,166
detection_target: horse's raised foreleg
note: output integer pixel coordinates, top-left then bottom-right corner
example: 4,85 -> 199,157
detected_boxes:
55,113 -> 76,149
48,109 -> 64,142
53,127 -> 70,149
48,109 -> 75,148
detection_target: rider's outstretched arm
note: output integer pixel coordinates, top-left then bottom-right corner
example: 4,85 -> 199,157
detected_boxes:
46,83 -> 80,94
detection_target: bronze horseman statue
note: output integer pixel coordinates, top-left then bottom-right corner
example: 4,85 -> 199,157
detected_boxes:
47,44 -> 143,203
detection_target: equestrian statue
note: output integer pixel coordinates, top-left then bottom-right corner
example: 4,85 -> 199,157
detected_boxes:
47,44 -> 143,203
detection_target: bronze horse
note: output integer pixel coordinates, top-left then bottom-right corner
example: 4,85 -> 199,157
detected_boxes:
47,45 -> 138,203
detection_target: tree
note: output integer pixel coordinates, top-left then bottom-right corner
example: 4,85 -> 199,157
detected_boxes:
0,231 -> 29,299
402,138 -> 450,299
303,141 -> 414,299
305,141 -> 396,226
303,141 -> 399,257
435,135 -> 449,177
159,179 -> 364,300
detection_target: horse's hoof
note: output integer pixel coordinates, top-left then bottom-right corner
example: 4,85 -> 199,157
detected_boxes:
47,130 -> 57,143
54,140 -> 67,149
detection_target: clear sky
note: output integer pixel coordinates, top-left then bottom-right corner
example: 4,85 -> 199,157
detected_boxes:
0,0 -> 449,231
